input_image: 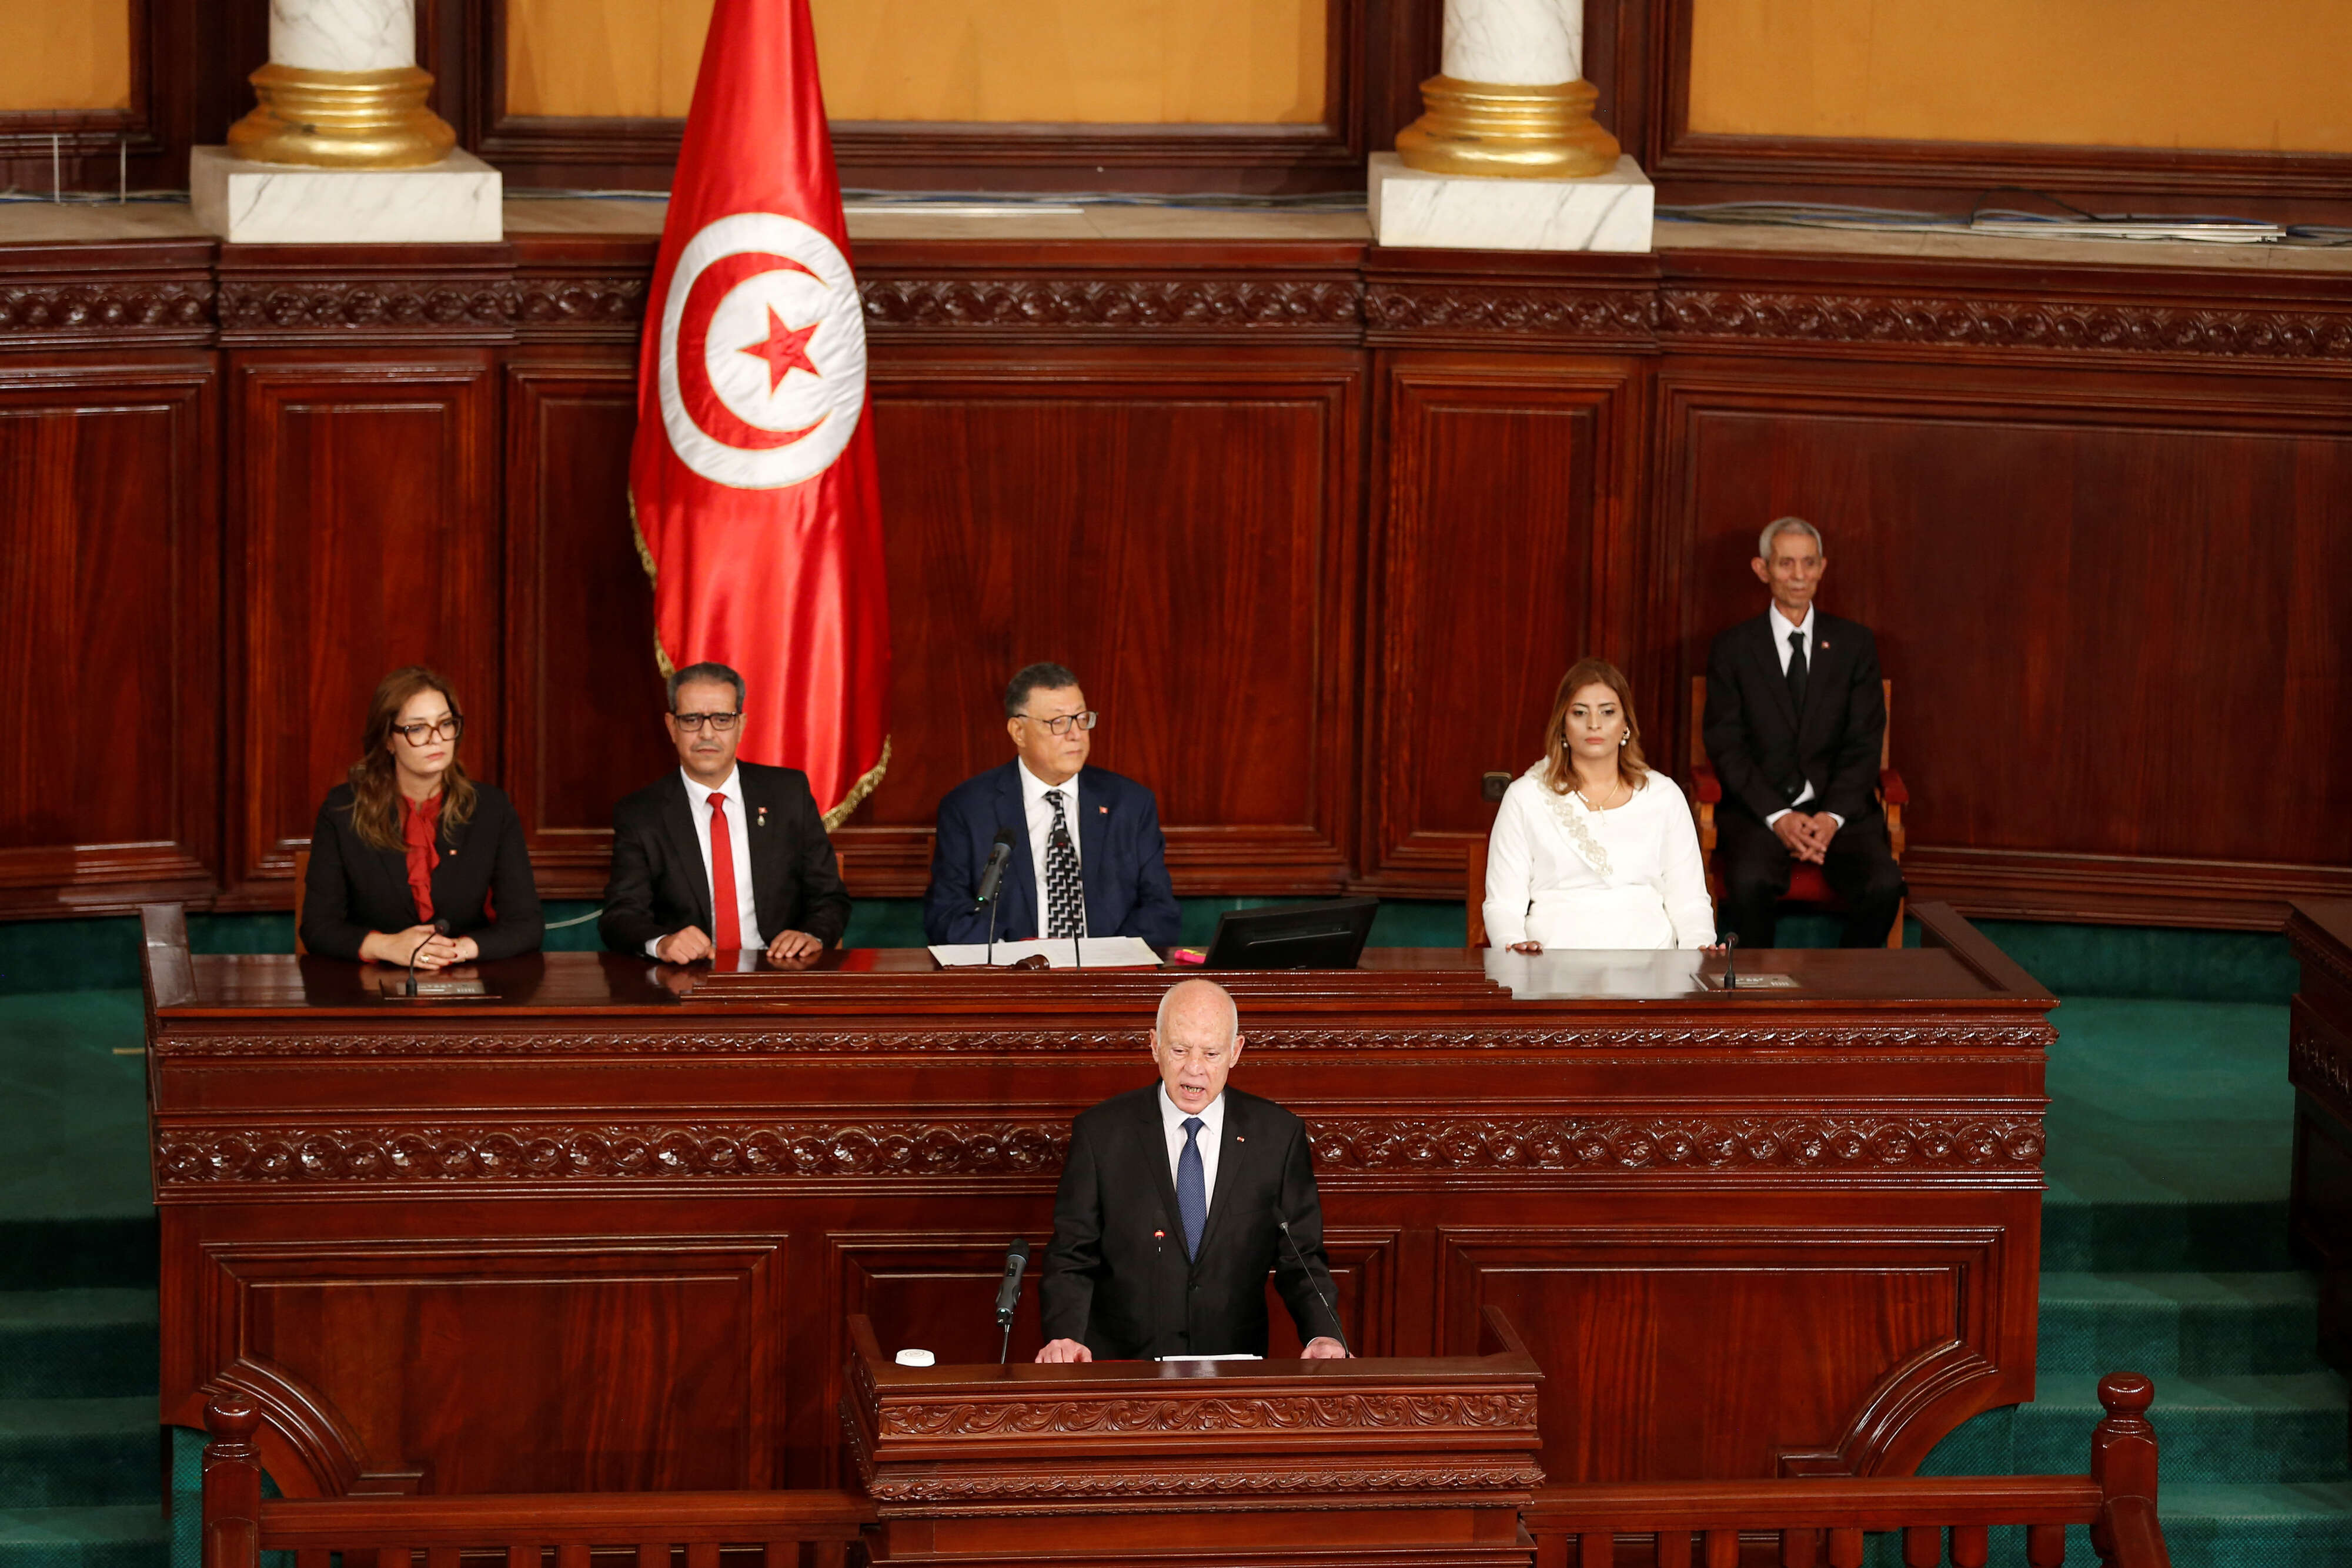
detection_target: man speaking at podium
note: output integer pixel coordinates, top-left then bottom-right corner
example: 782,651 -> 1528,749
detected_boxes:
1037,978 -> 1348,1362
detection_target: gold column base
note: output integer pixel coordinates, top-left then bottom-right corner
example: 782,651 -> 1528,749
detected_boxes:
1394,74 -> 1622,180
228,62 -> 456,170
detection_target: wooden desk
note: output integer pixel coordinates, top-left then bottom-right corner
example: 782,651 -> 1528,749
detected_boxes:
139,902 -> 2053,1497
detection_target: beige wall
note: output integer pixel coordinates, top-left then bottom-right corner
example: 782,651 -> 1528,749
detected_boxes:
0,1 -> 131,113
507,0 -> 1326,124
1689,0 -> 2352,153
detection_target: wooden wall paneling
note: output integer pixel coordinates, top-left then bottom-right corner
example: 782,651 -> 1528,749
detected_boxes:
500,345 -> 672,898
834,343 -> 1364,898
0,350 -> 220,916
1358,349 -> 1649,894
1656,355 -> 2352,928
1643,0 -> 2352,219
223,346 -> 502,903
193,1229 -> 786,1494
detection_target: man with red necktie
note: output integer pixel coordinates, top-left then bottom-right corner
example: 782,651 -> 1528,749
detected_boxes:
599,661 -> 851,967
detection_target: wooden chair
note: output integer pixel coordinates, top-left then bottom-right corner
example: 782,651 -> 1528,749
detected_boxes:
291,848 -> 309,955
1465,773 -> 1510,948
1688,675 -> 1907,948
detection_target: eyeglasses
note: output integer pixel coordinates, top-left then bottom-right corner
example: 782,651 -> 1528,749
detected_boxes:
391,716 -> 463,745
1018,710 -> 1098,737
673,710 -> 742,733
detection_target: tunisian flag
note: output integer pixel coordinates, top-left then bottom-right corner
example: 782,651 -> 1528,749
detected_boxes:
629,0 -> 888,828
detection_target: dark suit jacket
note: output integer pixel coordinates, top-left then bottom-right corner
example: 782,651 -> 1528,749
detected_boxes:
300,782 -> 544,962
921,761 -> 1180,948
1040,1084 -> 1342,1360
597,763 -> 850,953
1703,610 -> 1886,826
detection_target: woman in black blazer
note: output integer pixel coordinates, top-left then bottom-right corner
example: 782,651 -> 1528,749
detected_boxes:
300,666 -> 543,967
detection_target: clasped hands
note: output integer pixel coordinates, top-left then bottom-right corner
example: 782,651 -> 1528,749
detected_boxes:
1037,1336 -> 1347,1363
1773,809 -> 1841,865
362,924 -> 476,969
655,924 -> 824,967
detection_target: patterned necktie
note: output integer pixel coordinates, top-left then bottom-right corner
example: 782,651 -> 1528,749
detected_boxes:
707,793 -> 742,952
1177,1116 -> 1207,1259
1043,788 -> 1083,939
1786,628 -> 1809,716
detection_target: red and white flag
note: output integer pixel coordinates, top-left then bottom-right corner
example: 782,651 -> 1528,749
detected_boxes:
629,0 -> 889,827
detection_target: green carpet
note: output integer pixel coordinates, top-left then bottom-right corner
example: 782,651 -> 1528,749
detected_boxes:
0,925 -> 2338,1568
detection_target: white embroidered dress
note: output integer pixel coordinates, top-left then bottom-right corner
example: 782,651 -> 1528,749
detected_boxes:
1481,764 -> 1717,951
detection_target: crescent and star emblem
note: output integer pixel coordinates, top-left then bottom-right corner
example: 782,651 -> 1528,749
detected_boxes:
657,211 -> 867,490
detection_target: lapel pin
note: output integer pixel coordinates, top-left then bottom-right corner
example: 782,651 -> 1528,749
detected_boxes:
756,806 -> 768,828
1235,1135 -> 1246,1142
1097,804 -> 1108,814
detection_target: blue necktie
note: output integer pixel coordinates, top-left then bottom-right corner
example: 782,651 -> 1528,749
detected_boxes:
1177,1116 -> 1207,1259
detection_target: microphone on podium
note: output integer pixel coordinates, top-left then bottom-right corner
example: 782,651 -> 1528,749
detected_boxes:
405,918 -> 452,997
1717,931 -> 1740,991
994,1237 -> 1030,1363
975,827 -> 1017,964
1276,1213 -> 1351,1358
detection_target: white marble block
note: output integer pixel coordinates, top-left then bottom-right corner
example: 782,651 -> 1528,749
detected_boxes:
1369,151 -> 1652,253
191,146 -> 502,244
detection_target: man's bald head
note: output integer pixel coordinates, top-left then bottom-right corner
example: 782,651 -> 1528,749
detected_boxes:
1151,978 -> 1245,1115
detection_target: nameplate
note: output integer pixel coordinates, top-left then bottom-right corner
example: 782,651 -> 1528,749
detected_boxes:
1701,972 -> 1801,990
376,978 -> 490,1000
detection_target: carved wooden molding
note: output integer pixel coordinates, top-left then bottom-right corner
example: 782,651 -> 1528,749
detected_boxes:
1363,281 -> 1659,344
512,274 -> 648,337
1309,1115 -> 2044,1172
153,1111 -> 2039,1186
0,280 -> 213,338
859,276 -> 1362,335
148,1021 -> 2053,1057
216,279 -> 523,337
877,1390 -> 1538,1439
863,1460 -> 1548,1503
1656,287 -> 2352,363
2290,1008 -> 2351,1117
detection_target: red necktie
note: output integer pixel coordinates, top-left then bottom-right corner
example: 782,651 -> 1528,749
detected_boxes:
708,792 -> 742,953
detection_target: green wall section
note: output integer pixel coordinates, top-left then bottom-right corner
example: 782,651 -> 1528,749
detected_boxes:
0,900 -> 2298,1002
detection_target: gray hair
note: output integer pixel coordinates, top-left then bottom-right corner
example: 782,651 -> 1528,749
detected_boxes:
1757,516 -> 1824,560
1155,978 -> 1239,1043
667,661 -> 746,711
1004,661 -> 1081,718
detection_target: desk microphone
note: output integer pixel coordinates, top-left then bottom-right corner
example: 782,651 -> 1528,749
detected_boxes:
1276,1215 -> 1351,1358
405,918 -> 451,997
974,828 -> 1015,910
994,1237 -> 1030,1363
1717,931 -> 1740,991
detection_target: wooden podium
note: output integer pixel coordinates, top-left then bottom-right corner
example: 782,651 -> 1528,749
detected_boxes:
840,1310 -> 1544,1566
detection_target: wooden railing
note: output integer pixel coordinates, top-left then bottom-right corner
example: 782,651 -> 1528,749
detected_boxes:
1525,1374 -> 2169,1568
199,1397 -> 872,1568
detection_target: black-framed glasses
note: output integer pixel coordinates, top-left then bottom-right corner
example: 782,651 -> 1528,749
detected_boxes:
390,716 -> 463,745
673,710 -> 743,733
1018,710 -> 1097,737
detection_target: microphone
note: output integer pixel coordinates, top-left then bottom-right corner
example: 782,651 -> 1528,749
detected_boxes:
405,918 -> 452,997
1276,1215 -> 1351,1358
1718,931 -> 1740,991
974,827 -> 1016,910
995,1238 -> 1030,1363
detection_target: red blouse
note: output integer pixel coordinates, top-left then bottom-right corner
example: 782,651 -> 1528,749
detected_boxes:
400,793 -> 442,924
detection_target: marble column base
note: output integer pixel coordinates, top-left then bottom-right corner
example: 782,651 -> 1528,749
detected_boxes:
191,145 -> 501,244
1368,151 -> 1652,253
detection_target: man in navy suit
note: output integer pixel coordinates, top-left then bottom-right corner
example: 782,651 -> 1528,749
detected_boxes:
922,662 -> 1181,948
1702,517 -> 1904,950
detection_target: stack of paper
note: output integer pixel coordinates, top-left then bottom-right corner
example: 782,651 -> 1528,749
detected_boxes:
928,937 -> 1162,969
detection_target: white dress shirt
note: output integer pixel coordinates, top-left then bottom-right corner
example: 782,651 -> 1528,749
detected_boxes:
1481,768 -> 1718,950
1158,1082 -> 1225,1213
1763,604 -> 1841,827
1017,758 -> 1087,934
644,765 -> 765,958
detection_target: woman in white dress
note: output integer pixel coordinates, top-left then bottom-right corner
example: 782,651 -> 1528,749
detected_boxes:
1482,658 -> 1719,952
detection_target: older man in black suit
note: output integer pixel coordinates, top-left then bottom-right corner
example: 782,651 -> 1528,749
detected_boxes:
1037,978 -> 1347,1363
599,661 -> 850,966
1702,517 -> 1905,950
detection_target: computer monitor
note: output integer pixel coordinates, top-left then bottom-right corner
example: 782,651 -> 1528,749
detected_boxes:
1202,898 -> 1379,971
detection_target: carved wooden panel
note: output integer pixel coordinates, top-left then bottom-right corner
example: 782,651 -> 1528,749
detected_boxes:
199,1235 -> 787,1493
501,349 -> 674,896
1441,1228 -> 2010,1482
1660,362 -> 2352,923
226,351 -> 500,897
1363,355 -> 1644,888
0,354 -> 219,915
835,352 -> 1364,895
